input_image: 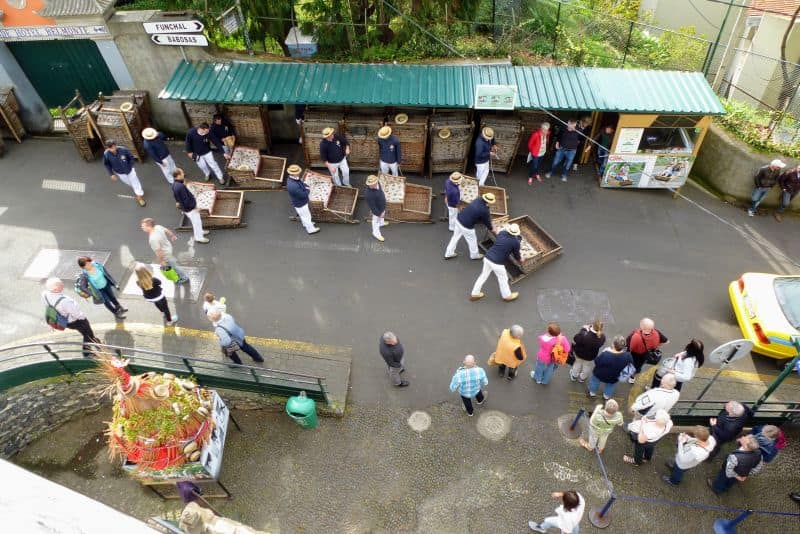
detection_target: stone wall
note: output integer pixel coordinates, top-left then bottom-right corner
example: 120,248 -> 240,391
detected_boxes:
693,123 -> 800,210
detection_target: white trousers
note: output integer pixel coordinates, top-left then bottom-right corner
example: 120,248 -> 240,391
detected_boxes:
379,160 -> 399,176
184,209 -> 205,240
476,162 -> 490,186
447,206 -> 459,231
371,213 -> 385,239
295,203 -> 317,233
328,159 -> 350,186
445,220 -> 480,258
118,168 -> 144,196
471,258 -> 511,298
156,155 -> 177,184
196,152 -> 223,182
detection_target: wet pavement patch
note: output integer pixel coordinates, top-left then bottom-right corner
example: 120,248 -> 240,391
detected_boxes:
536,288 -> 615,324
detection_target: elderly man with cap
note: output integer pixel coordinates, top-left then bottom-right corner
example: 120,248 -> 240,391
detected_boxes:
185,122 -> 225,185
142,127 -> 176,184
286,164 -> 320,235
444,172 -> 462,231
470,223 -> 520,302
365,175 -> 388,242
42,277 -> 99,358
748,158 -> 785,216
474,126 -> 497,186
320,127 -> 351,187
445,192 -> 496,260
171,168 -> 209,244
103,139 -> 146,207
377,125 -> 402,176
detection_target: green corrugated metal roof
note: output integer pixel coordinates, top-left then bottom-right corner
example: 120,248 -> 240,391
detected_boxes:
159,61 -> 725,115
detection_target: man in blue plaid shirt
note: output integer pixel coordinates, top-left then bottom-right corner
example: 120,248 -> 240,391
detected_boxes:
449,355 -> 488,416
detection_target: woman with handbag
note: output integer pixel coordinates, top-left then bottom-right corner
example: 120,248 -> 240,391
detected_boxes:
569,320 -> 606,383
134,263 -> 178,326
76,256 -> 126,319
489,325 -> 527,381
532,322 -> 571,385
625,318 -> 668,384
652,339 -> 704,390
624,409 -> 673,466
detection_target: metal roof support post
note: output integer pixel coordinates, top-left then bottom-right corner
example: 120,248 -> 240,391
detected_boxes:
703,1 -> 733,76
752,336 -> 800,414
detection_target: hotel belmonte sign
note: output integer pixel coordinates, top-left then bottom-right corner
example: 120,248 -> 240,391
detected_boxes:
142,20 -> 205,34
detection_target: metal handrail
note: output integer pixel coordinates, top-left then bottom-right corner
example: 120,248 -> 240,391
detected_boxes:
0,340 -> 330,404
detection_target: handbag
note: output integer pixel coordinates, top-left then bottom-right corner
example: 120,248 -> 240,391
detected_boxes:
638,330 -> 663,365
223,135 -> 236,148
618,362 -> 636,382
216,325 -> 241,356
566,349 -> 576,366
161,265 -> 180,283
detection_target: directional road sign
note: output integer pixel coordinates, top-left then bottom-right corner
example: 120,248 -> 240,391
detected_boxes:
150,34 -> 209,47
143,20 -> 204,34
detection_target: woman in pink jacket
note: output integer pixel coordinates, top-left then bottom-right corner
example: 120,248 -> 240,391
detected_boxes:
532,322 -> 571,385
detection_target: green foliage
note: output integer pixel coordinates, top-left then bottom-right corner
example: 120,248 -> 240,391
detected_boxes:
716,98 -> 800,159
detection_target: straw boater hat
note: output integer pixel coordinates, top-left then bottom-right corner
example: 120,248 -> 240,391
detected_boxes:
438,127 -> 451,139
120,102 -> 134,113
394,113 -> 408,125
287,164 -> 302,176
506,223 -> 521,236
482,127 -> 494,140
378,126 -> 392,139
481,192 -> 496,204
322,127 -> 335,137
449,172 -> 463,184
365,175 -> 380,186
142,128 -> 158,140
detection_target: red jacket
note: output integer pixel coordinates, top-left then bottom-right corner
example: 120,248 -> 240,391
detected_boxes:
527,129 -> 549,157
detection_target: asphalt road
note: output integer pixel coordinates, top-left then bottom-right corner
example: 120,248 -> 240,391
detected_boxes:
3,138 -> 798,417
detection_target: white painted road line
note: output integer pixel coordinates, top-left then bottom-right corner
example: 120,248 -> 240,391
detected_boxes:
41,180 -> 86,193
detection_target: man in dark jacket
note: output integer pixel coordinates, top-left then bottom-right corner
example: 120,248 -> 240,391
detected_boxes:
546,120 -> 581,182
474,127 -> 497,186
285,164 -> 320,235
470,223 -> 521,302
380,331 -> 408,387
365,175 -> 388,242
708,401 -> 752,459
320,127 -> 350,186
748,159 -> 785,216
445,192 -> 496,260
377,125 -> 402,176
185,122 -> 224,184
103,140 -> 145,206
774,163 -> 800,222
445,172 -> 462,231
709,435 -> 763,494
209,113 -> 236,161
142,128 -> 176,184
172,168 -> 209,244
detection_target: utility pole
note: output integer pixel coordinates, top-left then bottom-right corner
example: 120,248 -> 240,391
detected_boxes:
236,0 -> 253,56
703,0 -> 733,76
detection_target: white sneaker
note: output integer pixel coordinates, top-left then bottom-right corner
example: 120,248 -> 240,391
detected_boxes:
747,209 -> 755,217
204,175 -> 211,182
308,227 -> 321,234
561,177 -> 567,182
195,237 -> 210,244
166,314 -> 179,326
627,376 -> 636,384
202,230 -> 210,235
545,173 -> 552,179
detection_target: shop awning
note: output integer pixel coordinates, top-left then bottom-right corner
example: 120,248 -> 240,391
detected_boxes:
160,60 -> 725,115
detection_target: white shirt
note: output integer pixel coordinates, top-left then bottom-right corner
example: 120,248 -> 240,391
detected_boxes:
675,436 -> 717,469
630,387 -> 680,418
148,225 -> 172,257
42,291 -> 85,323
202,300 -> 227,315
553,493 -> 585,532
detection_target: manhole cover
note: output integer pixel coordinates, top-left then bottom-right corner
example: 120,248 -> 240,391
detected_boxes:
476,410 -> 511,441
407,411 -> 431,432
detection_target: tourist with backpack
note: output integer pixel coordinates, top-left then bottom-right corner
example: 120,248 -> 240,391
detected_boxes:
532,322 -> 571,385
76,256 -> 127,319
42,277 -> 99,358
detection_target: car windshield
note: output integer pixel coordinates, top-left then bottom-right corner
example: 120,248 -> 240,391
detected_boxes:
774,277 -> 800,330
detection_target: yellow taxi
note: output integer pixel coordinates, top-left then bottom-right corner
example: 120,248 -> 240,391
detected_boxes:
729,273 -> 800,359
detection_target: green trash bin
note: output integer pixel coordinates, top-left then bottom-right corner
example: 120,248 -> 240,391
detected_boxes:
286,391 -> 318,429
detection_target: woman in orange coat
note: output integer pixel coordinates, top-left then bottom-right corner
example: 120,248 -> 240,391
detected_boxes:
491,324 -> 527,380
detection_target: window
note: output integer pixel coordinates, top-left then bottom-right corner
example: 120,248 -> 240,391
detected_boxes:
637,127 -> 701,154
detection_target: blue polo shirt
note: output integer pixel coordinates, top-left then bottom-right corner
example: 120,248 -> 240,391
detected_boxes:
319,134 -> 348,164
172,180 -> 197,212
209,120 -> 235,147
103,146 -> 136,175
377,135 -> 401,164
457,197 -> 492,230
185,128 -> 214,156
365,185 -> 386,216
486,231 -> 521,264
474,136 -> 496,164
286,177 -> 310,208
143,132 -> 170,164
445,178 -> 461,208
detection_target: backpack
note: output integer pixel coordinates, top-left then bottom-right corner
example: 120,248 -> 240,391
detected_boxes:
44,296 -> 68,330
551,335 -> 568,365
